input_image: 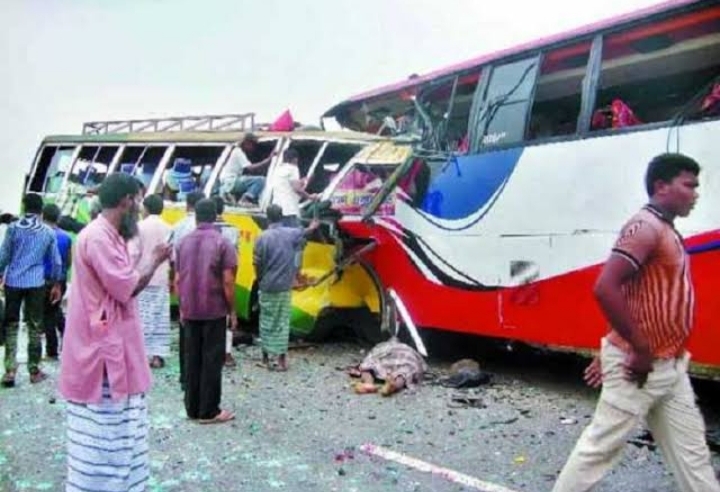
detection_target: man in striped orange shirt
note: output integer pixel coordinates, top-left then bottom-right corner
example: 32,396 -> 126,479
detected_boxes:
553,153 -> 720,492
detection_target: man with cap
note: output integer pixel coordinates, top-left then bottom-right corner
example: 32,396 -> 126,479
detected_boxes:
219,133 -> 274,206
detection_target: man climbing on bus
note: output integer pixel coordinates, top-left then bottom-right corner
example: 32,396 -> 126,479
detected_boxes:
219,133 -> 274,206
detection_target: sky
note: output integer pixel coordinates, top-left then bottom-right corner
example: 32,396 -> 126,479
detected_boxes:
0,0 -> 662,213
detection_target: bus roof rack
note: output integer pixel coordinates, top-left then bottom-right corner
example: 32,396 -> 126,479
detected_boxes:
82,113 -> 257,135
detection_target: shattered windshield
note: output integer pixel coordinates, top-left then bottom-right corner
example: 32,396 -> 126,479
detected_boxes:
328,163 -> 398,216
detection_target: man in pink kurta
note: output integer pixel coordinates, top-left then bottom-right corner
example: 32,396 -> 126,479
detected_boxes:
58,173 -> 170,492
60,213 -> 149,401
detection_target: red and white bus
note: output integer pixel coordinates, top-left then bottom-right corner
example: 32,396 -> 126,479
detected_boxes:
320,0 -> 720,375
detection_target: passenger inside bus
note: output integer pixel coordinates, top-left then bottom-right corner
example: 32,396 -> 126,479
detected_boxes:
591,98 -> 642,130
699,82 -> 720,117
331,164 -> 395,215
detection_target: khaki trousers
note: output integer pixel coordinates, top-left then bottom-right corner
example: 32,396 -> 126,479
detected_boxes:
553,338 -> 719,492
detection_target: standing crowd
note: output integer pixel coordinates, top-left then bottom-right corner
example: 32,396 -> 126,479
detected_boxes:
0,149 -> 718,491
0,143 -> 319,491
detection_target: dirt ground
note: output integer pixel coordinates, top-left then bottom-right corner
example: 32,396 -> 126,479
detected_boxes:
1,327 -> 719,492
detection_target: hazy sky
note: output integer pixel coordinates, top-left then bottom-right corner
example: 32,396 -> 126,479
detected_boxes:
0,0 -> 661,213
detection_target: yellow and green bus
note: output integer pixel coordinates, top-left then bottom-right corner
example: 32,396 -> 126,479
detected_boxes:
24,113 -> 412,340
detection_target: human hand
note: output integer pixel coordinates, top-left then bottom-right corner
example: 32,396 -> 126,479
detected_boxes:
583,356 -> 603,389
623,348 -> 653,388
152,243 -> 172,264
50,284 -> 62,305
227,314 -> 238,332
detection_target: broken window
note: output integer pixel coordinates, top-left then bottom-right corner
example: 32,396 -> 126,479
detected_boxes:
28,146 -> 76,193
592,6 -> 720,131
470,56 -> 540,151
420,74 -> 480,151
67,146 -> 119,189
527,41 -> 591,140
159,145 -> 225,202
329,162 -> 398,216
285,139 -> 324,179
306,142 -> 365,194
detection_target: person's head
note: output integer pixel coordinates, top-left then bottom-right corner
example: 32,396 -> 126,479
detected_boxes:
0,213 -> 16,225
142,194 -> 164,217
644,153 -> 700,218
98,172 -> 142,239
23,193 -> 44,215
239,133 -> 259,153
194,198 -> 217,225
42,203 -> 61,226
266,204 -> 283,224
283,148 -> 299,165
212,195 -> 225,216
185,191 -> 205,212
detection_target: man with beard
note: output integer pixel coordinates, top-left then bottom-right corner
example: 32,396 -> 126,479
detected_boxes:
59,173 -> 171,492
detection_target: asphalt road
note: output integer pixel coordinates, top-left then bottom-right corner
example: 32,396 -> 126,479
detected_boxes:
1,327 -> 719,492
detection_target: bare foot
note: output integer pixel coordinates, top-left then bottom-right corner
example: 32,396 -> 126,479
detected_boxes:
277,354 -> 288,372
353,382 -> 378,394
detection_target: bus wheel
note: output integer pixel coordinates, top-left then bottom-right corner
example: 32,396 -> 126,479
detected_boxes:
307,307 -> 388,344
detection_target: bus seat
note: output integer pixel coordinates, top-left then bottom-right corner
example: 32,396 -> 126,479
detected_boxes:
166,158 -> 195,200
119,163 -> 135,174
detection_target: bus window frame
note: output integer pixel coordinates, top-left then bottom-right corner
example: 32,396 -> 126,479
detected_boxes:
52,146 -> 82,196
468,54 -> 542,153
577,35 -> 604,134
146,144 -> 176,196
152,142 -> 239,206
66,145 -> 120,188
202,144 -> 233,197
25,144 -> 76,195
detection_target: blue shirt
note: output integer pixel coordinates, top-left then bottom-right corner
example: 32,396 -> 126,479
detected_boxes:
0,214 -> 61,288
253,223 -> 304,292
44,227 -> 72,281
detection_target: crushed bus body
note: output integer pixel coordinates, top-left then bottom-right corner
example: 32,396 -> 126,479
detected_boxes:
23,112 -> 408,341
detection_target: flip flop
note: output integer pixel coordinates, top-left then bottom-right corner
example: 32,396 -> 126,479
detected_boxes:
198,409 -> 235,425
1,371 -> 16,388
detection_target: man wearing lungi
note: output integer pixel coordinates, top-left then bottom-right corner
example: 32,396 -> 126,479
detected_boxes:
175,199 -> 237,424
253,204 -> 318,371
129,194 -> 172,369
59,173 -> 171,492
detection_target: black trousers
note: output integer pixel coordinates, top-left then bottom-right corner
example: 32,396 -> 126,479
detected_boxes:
43,281 -> 66,357
3,286 -> 45,374
183,317 -> 225,420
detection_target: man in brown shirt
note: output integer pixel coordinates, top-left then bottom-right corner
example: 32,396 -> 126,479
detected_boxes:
175,199 -> 237,424
553,153 -> 719,491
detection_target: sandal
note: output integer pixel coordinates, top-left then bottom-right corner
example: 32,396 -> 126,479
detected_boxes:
149,356 -> 164,369
198,409 -> 235,425
30,371 -> 48,384
1,371 -> 16,388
